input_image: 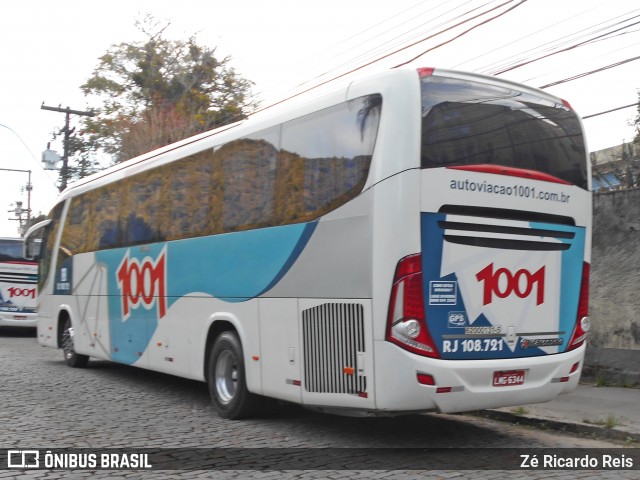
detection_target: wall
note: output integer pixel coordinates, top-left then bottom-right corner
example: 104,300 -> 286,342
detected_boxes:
585,188 -> 640,385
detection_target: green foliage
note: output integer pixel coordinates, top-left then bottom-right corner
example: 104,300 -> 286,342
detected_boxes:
583,414 -> 620,429
595,375 -> 608,387
510,406 -> 529,416
78,15 -> 257,164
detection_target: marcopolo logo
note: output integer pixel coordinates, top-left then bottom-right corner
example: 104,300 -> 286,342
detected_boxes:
476,263 -> 545,306
116,248 -> 167,320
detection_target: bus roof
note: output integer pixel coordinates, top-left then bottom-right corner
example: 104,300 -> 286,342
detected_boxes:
52,67 -> 571,206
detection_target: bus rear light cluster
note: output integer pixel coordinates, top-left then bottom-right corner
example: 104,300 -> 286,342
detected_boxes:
567,262 -> 590,351
416,373 -> 459,393
386,254 -> 440,358
416,373 -> 435,386
556,361 -> 582,383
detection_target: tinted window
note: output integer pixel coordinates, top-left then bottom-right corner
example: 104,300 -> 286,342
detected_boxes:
122,170 -> 163,246
420,76 -> 587,189
38,202 -> 64,290
61,195 -> 93,256
0,239 -> 24,261
221,128 -> 279,231
95,183 -> 123,249
281,94 -> 381,222
58,94 -> 381,253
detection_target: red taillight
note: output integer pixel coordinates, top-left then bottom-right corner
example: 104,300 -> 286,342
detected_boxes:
561,99 -> 573,110
417,67 -> 435,77
386,254 -> 440,358
567,262 -> 590,351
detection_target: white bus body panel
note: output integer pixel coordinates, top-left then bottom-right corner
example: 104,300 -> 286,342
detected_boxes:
374,340 -> 584,413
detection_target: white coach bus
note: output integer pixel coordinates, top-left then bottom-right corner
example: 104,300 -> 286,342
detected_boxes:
0,237 -> 38,327
31,67 -> 591,418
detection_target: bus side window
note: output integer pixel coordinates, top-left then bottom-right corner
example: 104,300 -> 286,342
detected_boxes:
39,203 -> 64,290
280,94 -> 381,223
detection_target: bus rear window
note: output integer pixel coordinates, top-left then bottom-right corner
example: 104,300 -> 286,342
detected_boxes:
420,76 -> 587,189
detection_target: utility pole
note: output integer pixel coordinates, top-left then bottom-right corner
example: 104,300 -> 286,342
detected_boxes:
1,168 -> 32,235
41,104 -> 95,191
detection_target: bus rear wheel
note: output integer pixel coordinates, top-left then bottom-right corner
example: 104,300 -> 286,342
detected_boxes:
207,331 -> 263,419
61,316 -> 89,368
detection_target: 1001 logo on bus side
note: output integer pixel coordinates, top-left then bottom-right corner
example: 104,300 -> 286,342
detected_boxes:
116,249 -> 167,320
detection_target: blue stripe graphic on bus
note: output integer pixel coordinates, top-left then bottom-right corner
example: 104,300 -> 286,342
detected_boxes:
168,222 -> 316,303
96,222 -> 316,365
529,221 -> 585,351
421,212 -> 585,360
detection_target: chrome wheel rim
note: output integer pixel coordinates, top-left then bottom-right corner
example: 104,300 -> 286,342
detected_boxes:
215,350 -> 237,404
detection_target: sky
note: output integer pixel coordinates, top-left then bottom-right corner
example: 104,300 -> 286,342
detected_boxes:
1,0 -> 638,237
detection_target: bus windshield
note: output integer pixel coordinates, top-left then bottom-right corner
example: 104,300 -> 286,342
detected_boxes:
420,76 -> 588,189
0,238 -> 26,261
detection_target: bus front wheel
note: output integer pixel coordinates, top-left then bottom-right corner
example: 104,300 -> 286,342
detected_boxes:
60,316 -> 89,368
207,331 -> 263,419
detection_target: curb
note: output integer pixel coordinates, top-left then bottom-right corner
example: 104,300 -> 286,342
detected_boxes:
467,409 -> 640,444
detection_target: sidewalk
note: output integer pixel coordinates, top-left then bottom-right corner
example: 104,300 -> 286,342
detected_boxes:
477,384 -> 640,443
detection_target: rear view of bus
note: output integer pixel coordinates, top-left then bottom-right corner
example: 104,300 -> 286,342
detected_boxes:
381,69 -> 590,413
0,238 -> 38,327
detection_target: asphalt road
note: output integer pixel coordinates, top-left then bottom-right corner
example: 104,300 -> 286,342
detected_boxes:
0,327 -> 635,479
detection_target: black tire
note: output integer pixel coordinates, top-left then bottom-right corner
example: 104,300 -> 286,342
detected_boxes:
207,331 -> 263,419
60,316 -> 89,368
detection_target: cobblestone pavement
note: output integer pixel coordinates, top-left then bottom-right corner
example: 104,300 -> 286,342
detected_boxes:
0,328 -> 636,479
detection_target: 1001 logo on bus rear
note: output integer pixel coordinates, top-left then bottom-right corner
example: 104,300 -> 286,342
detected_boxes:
7,287 -> 36,299
116,249 -> 167,320
476,263 -> 545,306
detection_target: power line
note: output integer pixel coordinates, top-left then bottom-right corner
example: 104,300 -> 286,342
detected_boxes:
249,1 -> 639,127
394,0 -> 528,67
538,54 -> 640,88
452,0 -> 610,70
0,123 -> 40,164
349,0 -> 520,71
251,0 -> 525,116
486,13 -> 640,75
318,0 -> 481,80
480,9 -> 640,74
583,103 -> 637,119
291,0 -> 497,92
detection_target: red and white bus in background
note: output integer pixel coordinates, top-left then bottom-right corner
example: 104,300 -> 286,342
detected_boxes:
0,237 -> 38,327
32,67 -> 591,418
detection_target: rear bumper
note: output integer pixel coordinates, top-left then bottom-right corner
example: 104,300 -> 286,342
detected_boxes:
0,312 -> 37,328
374,340 -> 585,413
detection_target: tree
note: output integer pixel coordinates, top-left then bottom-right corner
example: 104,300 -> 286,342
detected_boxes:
79,15 -> 257,164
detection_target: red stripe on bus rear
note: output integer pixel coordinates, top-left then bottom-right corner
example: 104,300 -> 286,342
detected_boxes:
447,164 -> 572,185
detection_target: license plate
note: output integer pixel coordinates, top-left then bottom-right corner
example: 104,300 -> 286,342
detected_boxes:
493,370 -> 525,387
